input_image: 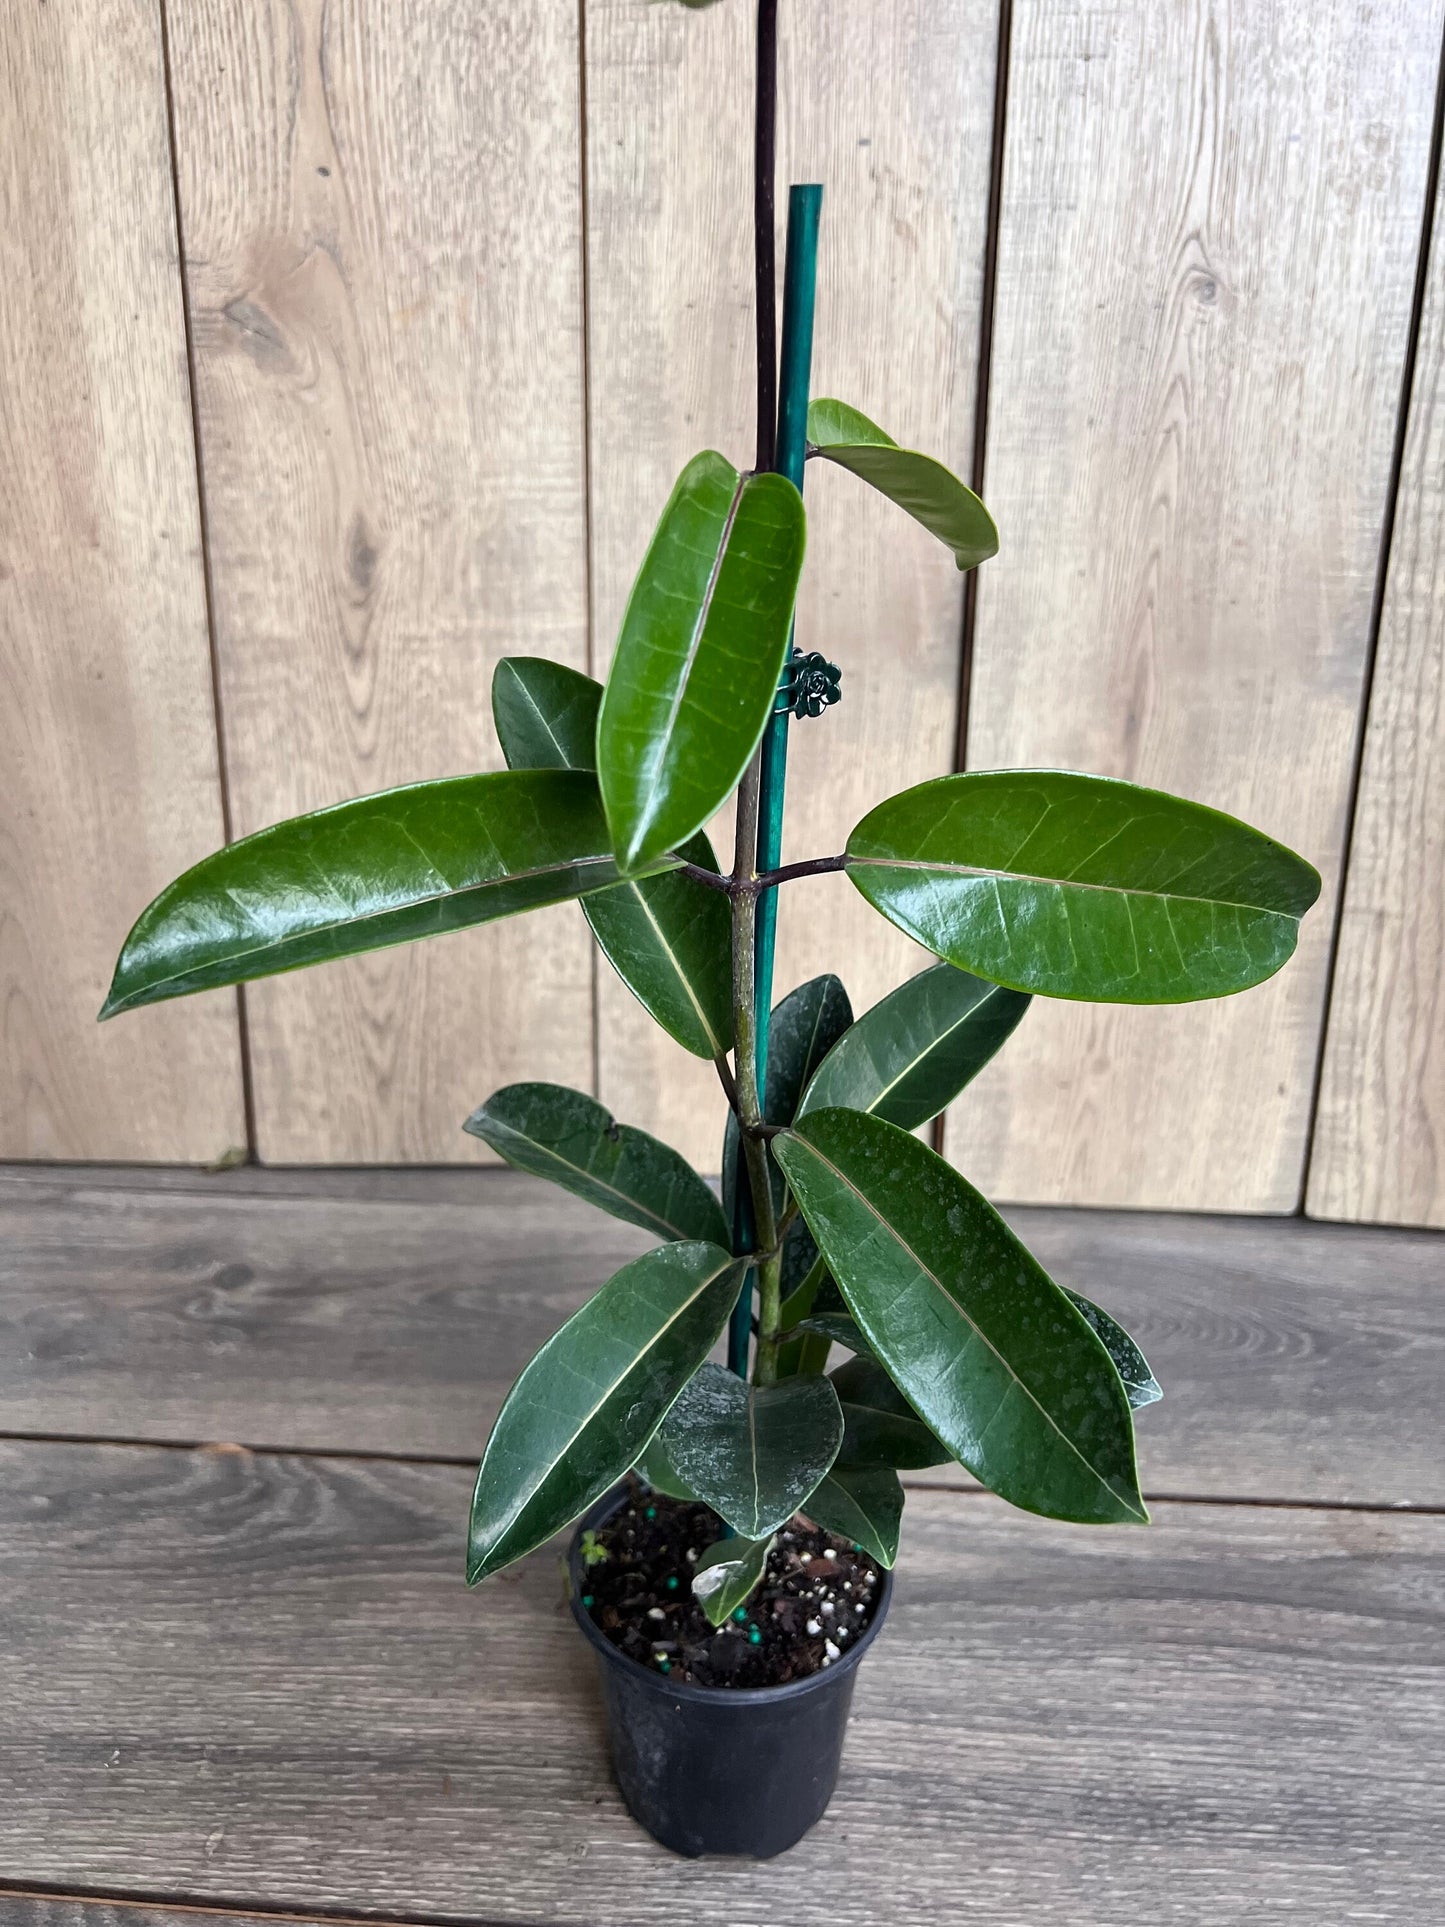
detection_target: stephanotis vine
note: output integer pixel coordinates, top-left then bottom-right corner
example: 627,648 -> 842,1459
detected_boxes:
100,0 -> 1320,1627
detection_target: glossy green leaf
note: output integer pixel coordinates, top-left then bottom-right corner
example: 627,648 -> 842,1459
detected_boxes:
463,1083 -> 728,1245
775,1110 -> 1148,1525
805,1464 -> 904,1569
101,770 -> 643,1018
807,398 -> 997,571
692,1534 -> 774,1627
797,1312 -> 873,1360
847,771 -> 1322,1004
492,657 -> 732,1059
830,1355 -> 950,1470
799,962 -> 1029,1128
597,451 -> 806,871
467,1240 -> 741,1583
649,1362 -> 843,1539
585,861 -> 733,1059
491,656 -> 600,770
1065,1290 -> 1163,1411
722,973 -> 854,1232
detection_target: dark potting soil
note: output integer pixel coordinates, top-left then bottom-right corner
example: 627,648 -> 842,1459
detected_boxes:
579,1484 -> 883,1689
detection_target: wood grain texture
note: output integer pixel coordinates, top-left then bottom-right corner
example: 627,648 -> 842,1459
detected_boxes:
0,1905 -> 368,1927
165,0 -> 593,1162
0,0 -> 245,1161
1309,161 -> 1445,1228
584,0 -> 999,1171
2,1165 -> 1440,1505
1,1443 -> 1440,1923
947,0 -> 1445,1210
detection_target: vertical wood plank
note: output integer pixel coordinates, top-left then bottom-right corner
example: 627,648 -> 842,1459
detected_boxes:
167,0 -> 593,1163
947,0 -> 1443,1211
585,0 -> 1000,1170
0,0 -> 245,1161
1309,154 -> 1445,1228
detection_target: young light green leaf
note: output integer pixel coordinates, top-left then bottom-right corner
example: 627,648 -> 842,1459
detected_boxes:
798,962 -> 1028,1128
807,398 -> 998,571
464,1083 -> 727,1245
468,1241 -> 741,1583
775,1110 -> 1148,1526
830,1355 -> 950,1470
492,656 -> 732,1059
846,770 -> 1322,1004
102,770 -> 648,1018
692,1534 -> 774,1627
1065,1289 -> 1163,1411
805,1464 -> 904,1569
650,1362 -> 844,1539
597,451 -> 806,872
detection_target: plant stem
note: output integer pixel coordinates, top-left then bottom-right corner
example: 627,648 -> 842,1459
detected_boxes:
726,0 -> 784,1382
756,852 -> 847,892
727,750 -> 782,1382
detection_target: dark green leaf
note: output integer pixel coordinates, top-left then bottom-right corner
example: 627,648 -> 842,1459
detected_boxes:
464,1083 -> 728,1245
722,974 -> 854,1230
807,398 -> 998,572
805,1464 -> 904,1569
775,1110 -> 1147,1525
692,1534 -> 774,1627
597,451 -> 806,871
798,1312 -> 873,1359
492,656 -> 732,1060
467,1241 -> 741,1583
102,770 -> 642,1018
1065,1289 -> 1163,1411
585,861 -> 733,1059
846,770 -> 1322,1004
799,962 -> 1028,1128
491,656 -> 600,770
650,1362 -> 843,1539
830,1355 -> 950,1470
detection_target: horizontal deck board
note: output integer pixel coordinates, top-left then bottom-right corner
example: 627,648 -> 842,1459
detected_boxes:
0,1167 -> 1440,1503
0,1441 -> 1440,1924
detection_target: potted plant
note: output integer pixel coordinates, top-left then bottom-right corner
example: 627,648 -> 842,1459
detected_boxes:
100,0 -> 1320,1863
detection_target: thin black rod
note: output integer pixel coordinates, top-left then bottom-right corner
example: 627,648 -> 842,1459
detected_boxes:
754,0 -> 779,474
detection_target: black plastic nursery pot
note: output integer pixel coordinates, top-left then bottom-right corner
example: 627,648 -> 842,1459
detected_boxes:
567,1488 -> 894,1858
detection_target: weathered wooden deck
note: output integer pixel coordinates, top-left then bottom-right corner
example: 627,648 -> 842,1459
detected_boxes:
0,1164 -> 1440,1925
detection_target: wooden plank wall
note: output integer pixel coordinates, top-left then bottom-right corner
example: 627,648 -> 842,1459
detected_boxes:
1,0 -> 1442,1226
164,0 -> 594,1162
0,0 -> 246,1164
945,0 -> 1444,1213
1310,150 -> 1445,1228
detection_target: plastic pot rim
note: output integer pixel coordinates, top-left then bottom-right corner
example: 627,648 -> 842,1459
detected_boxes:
566,1484 -> 895,1708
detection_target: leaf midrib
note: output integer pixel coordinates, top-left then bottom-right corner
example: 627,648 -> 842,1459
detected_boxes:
847,854 -> 1296,920
114,851 -> 638,1012
634,475 -> 747,854
813,982 -> 1008,1120
603,878 -> 725,1057
479,1114 -> 699,1242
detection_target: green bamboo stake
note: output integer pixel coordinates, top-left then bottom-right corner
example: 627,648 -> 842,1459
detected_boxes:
754,182 -> 822,1082
726,183 -> 822,1380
